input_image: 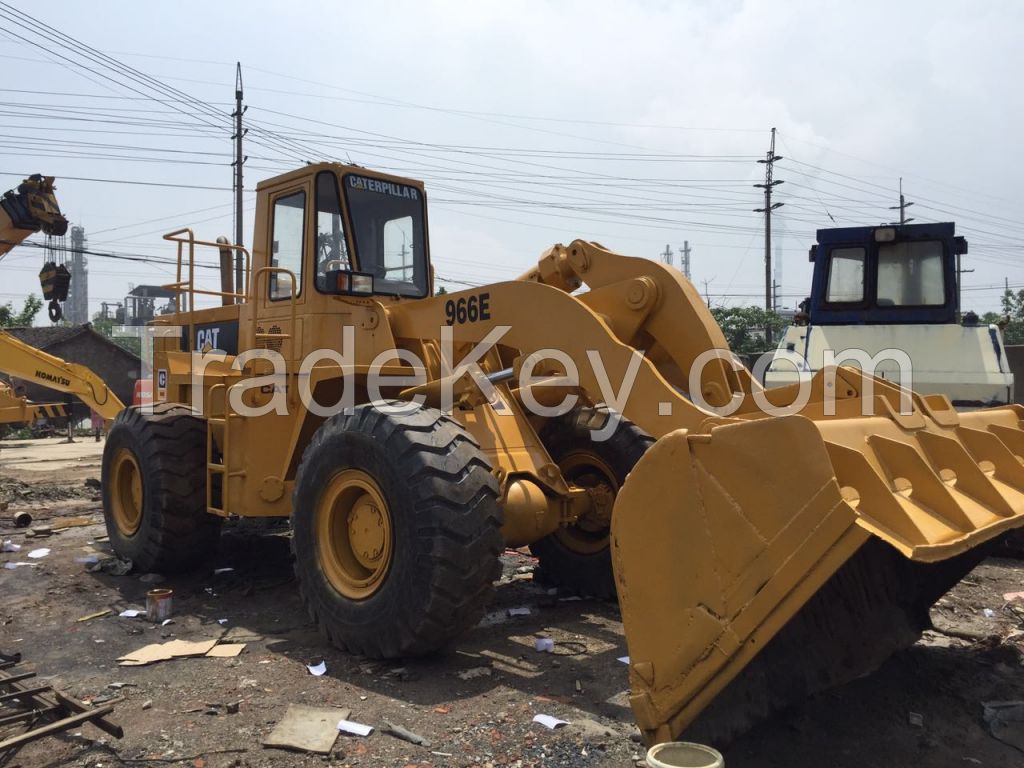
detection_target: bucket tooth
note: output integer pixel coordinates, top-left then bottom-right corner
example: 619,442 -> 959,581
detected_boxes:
824,440 -> 943,549
956,424 -> 1024,490
866,434 -> 974,533
988,423 -> 1024,461
915,430 -> 1016,517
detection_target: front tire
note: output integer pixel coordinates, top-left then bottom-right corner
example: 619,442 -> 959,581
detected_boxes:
101,405 -> 221,573
291,404 -> 503,658
530,406 -> 652,598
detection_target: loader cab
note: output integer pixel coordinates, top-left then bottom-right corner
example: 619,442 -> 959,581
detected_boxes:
258,163 -> 431,306
805,222 -> 967,325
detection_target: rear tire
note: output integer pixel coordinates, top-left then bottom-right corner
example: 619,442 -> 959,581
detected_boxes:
291,403 -> 504,658
530,406 -> 652,598
101,405 -> 220,573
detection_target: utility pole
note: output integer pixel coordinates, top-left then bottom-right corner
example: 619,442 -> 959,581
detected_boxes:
660,244 -> 673,267
754,127 -> 784,344
231,63 -> 247,296
888,177 -> 914,225
702,277 -> 714,308
679,240 -> 691,280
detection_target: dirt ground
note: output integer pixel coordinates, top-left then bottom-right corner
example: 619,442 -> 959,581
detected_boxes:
1,436 -> 1023,768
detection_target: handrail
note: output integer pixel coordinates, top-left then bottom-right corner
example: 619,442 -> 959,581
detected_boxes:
161,228 -> 251,352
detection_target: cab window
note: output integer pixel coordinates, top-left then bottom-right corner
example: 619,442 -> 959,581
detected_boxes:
314,173 -> 350,292
270,191 -> 305,300
344,174 -> 428,297
877,240 -> 944,306
825,247 -> 865,303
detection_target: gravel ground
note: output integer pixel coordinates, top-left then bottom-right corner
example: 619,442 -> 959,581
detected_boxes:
1,436 -> 1023,768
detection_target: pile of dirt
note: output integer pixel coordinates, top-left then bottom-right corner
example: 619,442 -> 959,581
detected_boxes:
0,476 -> 97,506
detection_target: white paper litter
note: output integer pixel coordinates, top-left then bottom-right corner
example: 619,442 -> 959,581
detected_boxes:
617,656 -> 630,664
27,548 -> 50,559
307,661 -> 327,676
161,619 -> 174,626
1,540 -> 20,553
3,562 -> 34,569
535,638 -> 554,652
213,567 -> 234,575
119,609 -> 144,618
337,719 -> 374,737
508,607 -> 531,616
217,618 -> 228,624
983,608 -> 996,618
532,714 -> 569,729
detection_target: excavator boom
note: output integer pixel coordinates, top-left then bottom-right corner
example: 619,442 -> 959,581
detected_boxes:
0,331 -> 123,420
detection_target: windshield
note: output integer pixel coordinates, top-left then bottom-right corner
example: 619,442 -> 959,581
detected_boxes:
343,173 -> 428,297
877,240 -> 944,306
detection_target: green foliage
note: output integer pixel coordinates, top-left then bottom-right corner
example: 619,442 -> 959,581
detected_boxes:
0,294 -> 43,327
435,285 -> 448,296
710,305 -> 788,355
91,313 -> 142,357
999,290 -> 1024,345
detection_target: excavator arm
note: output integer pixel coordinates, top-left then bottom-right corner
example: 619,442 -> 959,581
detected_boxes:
0,331 -> 124,420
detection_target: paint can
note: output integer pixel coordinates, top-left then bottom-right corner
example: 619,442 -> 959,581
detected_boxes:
146,588 -> 173,622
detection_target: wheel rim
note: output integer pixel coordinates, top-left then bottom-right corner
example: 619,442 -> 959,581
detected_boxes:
110,447 -> 143,536
316,469 -> 394,600
556,450 -> 619,555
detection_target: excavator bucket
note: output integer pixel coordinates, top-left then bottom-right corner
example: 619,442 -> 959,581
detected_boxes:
612,386 -> 1024,745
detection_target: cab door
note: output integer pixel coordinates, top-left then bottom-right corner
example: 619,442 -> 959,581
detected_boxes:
251,181 -> 311,364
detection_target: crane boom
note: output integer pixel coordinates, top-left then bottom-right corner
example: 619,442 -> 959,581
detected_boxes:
0,174 -> 68,257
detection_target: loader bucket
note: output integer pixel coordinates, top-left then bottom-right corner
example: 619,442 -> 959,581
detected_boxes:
611,404 -> 1024,745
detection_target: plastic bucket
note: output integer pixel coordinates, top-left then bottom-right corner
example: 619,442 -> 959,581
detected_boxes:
645,742 -> 724,768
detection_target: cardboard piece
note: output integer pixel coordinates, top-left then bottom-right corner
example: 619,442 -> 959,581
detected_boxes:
206,643 -> 246,658
264,705 -> 352,754
118,638 -> 219,666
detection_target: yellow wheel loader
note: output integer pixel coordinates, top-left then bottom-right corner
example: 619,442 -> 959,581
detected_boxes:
100,162 -> 1024,745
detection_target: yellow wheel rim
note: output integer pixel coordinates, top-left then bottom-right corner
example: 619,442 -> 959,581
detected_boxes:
110,447 -> 143,536
315,469 -> 394,600
556,450 -> 619,556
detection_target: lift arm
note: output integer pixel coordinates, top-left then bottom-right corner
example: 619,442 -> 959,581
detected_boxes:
0,331 -> 124,420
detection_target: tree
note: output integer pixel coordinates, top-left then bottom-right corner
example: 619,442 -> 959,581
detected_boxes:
0,294 -> 43,327
435,285 -> 448,296
710,306 -> 788,355
998,290 -> 1024,345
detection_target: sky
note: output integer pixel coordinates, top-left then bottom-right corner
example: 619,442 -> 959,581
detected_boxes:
1,0 -> 1022,321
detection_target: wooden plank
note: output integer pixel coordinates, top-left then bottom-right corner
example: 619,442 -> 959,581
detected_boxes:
0,706 -> 57,727
53,692 -> 124,739
0,672 -> 37,686
0,704 -> 114,751
0,685 -> 51,703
